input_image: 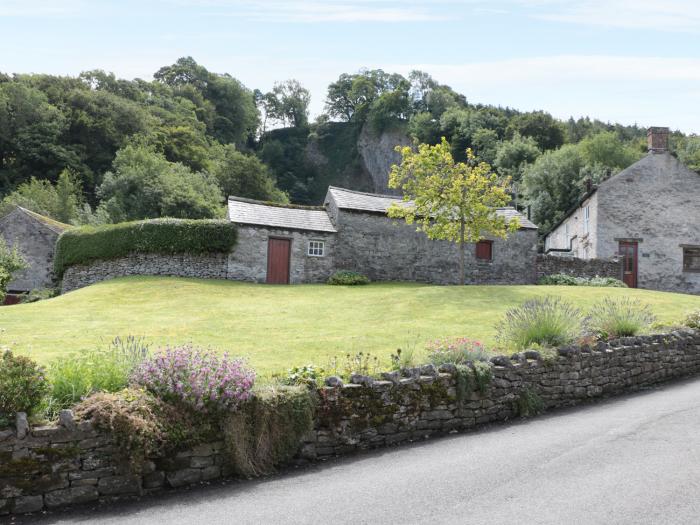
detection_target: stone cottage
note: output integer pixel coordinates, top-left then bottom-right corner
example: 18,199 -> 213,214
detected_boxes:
227,186 -> 538,285
0,206 -> 70,293
544,127 -> 700,294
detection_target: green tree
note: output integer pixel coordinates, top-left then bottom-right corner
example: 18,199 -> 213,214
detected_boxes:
0,237 -> 27,300
154,57 -> 259,145
578,131 -> 642,169
507,111 -> 565,150
493,133 -> 541,182
388,138 -> 518,284
522,144 -> 586,231
263,80 -> 311,128
96,145 -> 223,222
209,144 -> 287,202
0,170 -> 88,224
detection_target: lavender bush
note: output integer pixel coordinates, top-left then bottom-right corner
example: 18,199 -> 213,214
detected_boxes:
131,345 -> 255,413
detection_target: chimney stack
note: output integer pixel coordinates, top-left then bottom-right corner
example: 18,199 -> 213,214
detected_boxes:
647,127 -> 669,153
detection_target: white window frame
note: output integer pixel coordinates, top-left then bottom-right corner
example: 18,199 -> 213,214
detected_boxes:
307,240 -> 325,257
583,206 -> 590,234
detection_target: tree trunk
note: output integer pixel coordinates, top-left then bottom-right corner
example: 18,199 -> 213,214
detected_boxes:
459,217 -> 465,285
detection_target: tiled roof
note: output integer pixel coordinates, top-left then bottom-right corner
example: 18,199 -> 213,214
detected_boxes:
227,197 -> 337,233
327,186 -> 537,229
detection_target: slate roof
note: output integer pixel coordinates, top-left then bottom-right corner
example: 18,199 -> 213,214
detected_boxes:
327,186 -> 537,229
227,197 -> 337,233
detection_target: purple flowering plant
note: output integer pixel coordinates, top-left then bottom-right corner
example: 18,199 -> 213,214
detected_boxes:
130,345 -> 255,413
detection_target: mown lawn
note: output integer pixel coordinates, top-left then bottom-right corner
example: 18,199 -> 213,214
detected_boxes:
2,276 -> 699,376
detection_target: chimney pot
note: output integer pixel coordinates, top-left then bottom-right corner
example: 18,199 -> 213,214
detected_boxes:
647,127 -> 669,153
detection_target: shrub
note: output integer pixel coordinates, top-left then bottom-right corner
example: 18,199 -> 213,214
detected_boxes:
586,297 -> 656,339
683,310 -> 700,329
47,336 -> 150,411
75,388 -> 218,466
0,237 -> 28,301
54,218 -> 237,277
20,288 -> 58,303
538,274 -> 626,287
283,365 -> 324,388
327,270 -> 370,285
223,386 -> 315,477
0,351 -> 49,419
496,296 -> 583,350
426,337 -> 490,365
131,345 -> 255,413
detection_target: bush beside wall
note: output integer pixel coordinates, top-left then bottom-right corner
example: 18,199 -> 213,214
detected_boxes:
54,219 -> 237,277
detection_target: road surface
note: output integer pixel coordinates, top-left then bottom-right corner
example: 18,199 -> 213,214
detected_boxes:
17,378 -> 700,525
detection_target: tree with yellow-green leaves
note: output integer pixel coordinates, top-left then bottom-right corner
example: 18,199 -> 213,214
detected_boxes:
388,138 -> 519,285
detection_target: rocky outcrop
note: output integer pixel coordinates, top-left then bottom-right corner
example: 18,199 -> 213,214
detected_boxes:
357,124 -> 411,195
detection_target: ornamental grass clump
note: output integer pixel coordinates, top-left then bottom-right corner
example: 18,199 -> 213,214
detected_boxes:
426,337 -> 490,365
496,296 -> 583,350
586,297 -> 656,339
131,345 -> 255,413
47,336 -> 150,411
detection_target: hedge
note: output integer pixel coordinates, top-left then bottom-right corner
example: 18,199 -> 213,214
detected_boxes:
54,218 -> 237,277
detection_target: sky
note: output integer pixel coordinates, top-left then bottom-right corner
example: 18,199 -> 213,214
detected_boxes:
1,0 -> 699,133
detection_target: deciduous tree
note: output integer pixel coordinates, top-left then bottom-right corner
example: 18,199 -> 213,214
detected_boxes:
388,138 -> 518,284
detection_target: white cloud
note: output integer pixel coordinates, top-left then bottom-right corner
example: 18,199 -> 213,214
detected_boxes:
164,0 -> 453,22
515,0 -> 700,31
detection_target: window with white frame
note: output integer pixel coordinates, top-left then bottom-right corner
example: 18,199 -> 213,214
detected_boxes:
583,206 -> 590,234
564,223 -> 570,247
307,240 -> 325,257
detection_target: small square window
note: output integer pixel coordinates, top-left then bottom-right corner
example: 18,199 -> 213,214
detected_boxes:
683,246 -> 700,272
308,240 -> 325,257
475,240 -> 493,261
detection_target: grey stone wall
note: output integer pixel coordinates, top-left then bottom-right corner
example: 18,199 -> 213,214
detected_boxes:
595,153 -> 700,294
545,153 -> 700,295
2,329 -> 699,516
536,254 -> 622,281
228,225 -> 336,284
333,210 -> 538,285
0,209 -> 61,292
61,253 -> 230,293
0,411 -> 231,516
301,329 -> 700,459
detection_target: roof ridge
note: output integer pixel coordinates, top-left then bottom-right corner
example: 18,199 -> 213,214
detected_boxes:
228,195 -> 326,211
328,186 -> 403,200
15,206 -> 71,232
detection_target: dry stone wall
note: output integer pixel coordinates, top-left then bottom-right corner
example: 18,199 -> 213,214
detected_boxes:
2,330 -> 699,516
0,410 -> 232,516
61,253 -> 230,293
536,254 -> 622,281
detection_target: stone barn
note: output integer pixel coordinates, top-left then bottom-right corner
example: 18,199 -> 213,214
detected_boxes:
544,127 -> 700,294
227,186 -> 538,285
0,206 -> 70,293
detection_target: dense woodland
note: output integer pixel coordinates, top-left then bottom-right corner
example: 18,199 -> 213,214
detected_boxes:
1,57 -> 699,233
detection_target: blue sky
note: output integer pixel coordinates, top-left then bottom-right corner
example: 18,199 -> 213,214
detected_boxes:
1,0 -> 699,133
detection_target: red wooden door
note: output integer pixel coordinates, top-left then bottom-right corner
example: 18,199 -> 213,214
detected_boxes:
266,238 -> 291,284
619,241 -> 638,288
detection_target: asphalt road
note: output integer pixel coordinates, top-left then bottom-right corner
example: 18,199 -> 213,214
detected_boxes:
15,378 -> 700,525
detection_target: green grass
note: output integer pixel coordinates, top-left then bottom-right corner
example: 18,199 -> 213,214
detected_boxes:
2,277 -> 699,377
